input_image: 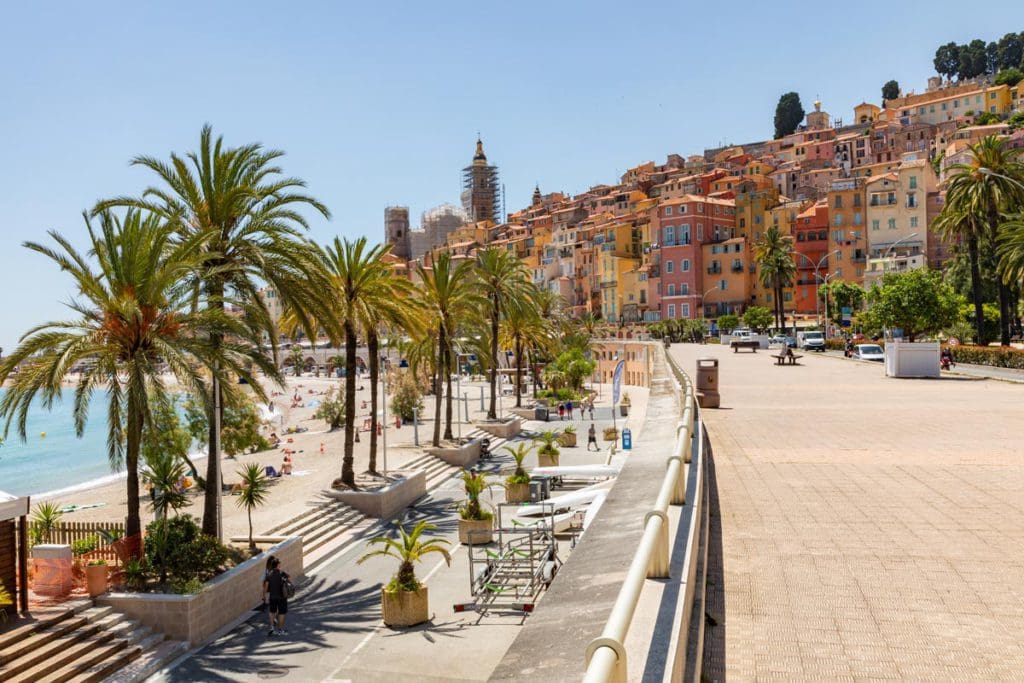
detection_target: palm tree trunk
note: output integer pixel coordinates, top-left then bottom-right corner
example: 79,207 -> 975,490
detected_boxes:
990,201 -> 1012,346
530,349 -> 539,398
443,341 -> 455,441
125,395 -> 143,556
968,235 -> 986,344
368,330 -> 379,473
202,282 -> 225,538
341,320 -> 358,488
514,334 -> 523,408
488,295 -> 499,420
248,507 -> 254,550
432,326 -> 444,447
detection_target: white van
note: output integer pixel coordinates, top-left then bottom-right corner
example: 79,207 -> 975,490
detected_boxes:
797,331 -> 825,351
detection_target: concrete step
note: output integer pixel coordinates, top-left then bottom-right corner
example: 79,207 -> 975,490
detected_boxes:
4,625 -> 114,682
302,509 -> 367,553
0,607 -> 76,658
0,615 -> 94,675
99,638 -> 188,683
79,605 -> 115,623
37,636 -> 134,683
285,503 -> 361,540
265,499 -> 339,534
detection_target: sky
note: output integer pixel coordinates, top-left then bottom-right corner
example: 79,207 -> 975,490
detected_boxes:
0,1 -> 1020,350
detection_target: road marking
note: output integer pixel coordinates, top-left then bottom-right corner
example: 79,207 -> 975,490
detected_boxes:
324,554 -> 454,681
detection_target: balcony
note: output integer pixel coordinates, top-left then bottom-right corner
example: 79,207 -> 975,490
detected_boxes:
707,266 -> 722,275
731,264 -> 745,273
600,280 -> 618,289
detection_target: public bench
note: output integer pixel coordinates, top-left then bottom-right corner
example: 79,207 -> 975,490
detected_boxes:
772,353 -> 803,365
730,340 -> 760,353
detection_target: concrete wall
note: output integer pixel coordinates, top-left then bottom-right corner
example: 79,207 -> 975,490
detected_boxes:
100,536 -> 303,646
327,471 -> 426,518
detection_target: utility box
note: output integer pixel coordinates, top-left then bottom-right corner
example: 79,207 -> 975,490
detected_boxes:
696,357 -> 721,408
529,475 -> 554,502
534,405 -> 549,422
622,428 -> 632,450
32,544 -> 73,597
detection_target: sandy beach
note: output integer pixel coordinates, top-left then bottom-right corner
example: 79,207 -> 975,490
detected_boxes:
36,374 -> 426,543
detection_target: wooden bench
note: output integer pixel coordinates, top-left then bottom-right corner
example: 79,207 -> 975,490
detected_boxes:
730,340 -> 760,353
772,353 -> 803,365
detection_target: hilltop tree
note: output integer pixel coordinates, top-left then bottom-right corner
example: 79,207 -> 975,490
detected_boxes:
881,80 -> 900,104
773,92 -> 804,139
934,42 -> 961,79
995,68 -> 1024,87
958,39 -> 990,80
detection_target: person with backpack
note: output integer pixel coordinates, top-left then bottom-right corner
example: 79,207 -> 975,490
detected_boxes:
262,557 -> 293,636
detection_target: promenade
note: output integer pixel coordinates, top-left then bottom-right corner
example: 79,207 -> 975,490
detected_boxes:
670,344 -> 1024,680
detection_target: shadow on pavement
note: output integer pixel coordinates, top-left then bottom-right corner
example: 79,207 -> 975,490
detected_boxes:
701,436 -> 726,681
167,576 -> 380,682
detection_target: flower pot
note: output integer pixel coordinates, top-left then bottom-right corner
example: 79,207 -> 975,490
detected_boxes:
86,564 -> 109,597
505,482 -> 531,504
619,404 -> 630,417
458,517 -> 493,545
381,586 -> 429,627
559,432 -> 577,448
537,450 -> 559,467
603,428 -> 618,441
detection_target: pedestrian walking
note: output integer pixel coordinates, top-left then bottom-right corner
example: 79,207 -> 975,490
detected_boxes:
557,402 -> 565,420
263,557 -> 292,636
566,399 -> 574,420
261,555 -> 277,631
588,402 -> 595,420
587,423 -> 599,451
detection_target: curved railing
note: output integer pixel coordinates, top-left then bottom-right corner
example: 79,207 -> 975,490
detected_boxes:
583,349 -> 706,682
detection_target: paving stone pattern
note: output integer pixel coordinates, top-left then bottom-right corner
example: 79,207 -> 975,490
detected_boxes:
672,345 -> 1024,681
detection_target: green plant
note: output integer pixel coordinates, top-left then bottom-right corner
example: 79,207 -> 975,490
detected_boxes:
170,577 -> 205,595
390,370 -> 424,422
563,424 -> 576,435
948,344 -> 1024,369
30,501 -> 63,545
122,558 -> 147,591
717,314 -> 739,333
535,430 -> 561,463
357,520 -> 452,593
185,394 -> 271,457
142,393 -> 200,487
235,463 -> 270,550
0,585 -> 12,624
143,449 -> 189,519
620,392 -> 631,406
457,470 -> 493,521
313,386 -> 346,431
145,514 -> 228,585
502,443 -> 534,486
87,559 -> 108,566
742,306 -> 773,333
72,536 -> 99,556
865,268 -> 962,342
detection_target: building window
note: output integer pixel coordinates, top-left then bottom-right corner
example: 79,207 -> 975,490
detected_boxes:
835,213 -> 843,226
854,194 -> 862,207
667,304 -> 676,319
698,204 -> 705,213
854,212 -> 862,225
681,304 -> 690,318
697,225 -> 704,241
681,283 -> 689,295
665,207 -> 673,215
888,218 -> 897,230
680,225 -> 691,244
682,259 -> 690,272
666,261 -> 674,273
910,216 -> 918,228
663,226 -> 675,245
719,279 -> 727,291
872,219 -> 880,231
667,284 -> 675,296
909,176 -> 918,189
834,195 -> 843,208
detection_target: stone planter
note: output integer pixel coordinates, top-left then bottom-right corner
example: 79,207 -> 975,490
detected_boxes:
559,432 -> 577,448
458,517 -> 493,545
475,417 -> 522,439
381,586 -> 429,627
86,563 -> 109,597
603,427 -> 619,441
325,470 -> 426,518
537,450 -> 560,467
426,440 -> 481,468
505,482 -> 531,504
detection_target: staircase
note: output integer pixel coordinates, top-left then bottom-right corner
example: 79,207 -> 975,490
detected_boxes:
0,600 -> 187,683
262,499 -> 374,567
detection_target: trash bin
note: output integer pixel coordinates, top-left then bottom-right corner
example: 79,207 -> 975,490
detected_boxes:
535,405 -> 549,421
622,428 -> 632,450
529,475 -> 553,502
696,357 -> 720,408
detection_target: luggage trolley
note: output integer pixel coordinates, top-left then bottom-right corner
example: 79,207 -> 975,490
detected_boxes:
454,502 -> 562,616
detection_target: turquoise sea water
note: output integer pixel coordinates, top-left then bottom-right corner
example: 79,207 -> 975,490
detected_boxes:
0,389 -> 120,496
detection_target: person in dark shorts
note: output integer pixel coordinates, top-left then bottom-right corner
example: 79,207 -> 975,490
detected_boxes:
587,423 -> 599,451
262,557 -> 290,636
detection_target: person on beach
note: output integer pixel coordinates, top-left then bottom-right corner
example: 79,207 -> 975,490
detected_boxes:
587,423 -> 599,451
263,557 -> 290,636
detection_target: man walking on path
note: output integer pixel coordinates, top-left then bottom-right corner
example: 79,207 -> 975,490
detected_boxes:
566,399 -> 574,420
587,423 -> 599,451
263,557 -> 291,636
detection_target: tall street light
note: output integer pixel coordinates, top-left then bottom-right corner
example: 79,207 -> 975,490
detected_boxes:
882,232 -> 920,274
795,249 -> 840,330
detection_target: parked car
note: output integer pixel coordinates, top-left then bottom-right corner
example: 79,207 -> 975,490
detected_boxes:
797,331 -> 826,352
784,336 -> 798,348
853,344 -> 885,362
769,334 -> 788,346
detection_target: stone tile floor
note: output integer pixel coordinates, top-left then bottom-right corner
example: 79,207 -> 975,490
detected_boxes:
672,344 -> 1024,681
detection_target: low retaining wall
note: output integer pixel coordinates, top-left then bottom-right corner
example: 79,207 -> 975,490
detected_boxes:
426,439 -> 481,467
475,418 -> 522,439
325,470 -> 426,518
99,536 -> 303,646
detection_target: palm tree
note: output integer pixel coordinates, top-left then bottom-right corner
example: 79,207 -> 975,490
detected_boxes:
95,125 -> 330,537
415,253 -> 483,446
235,463 -> 270,551
754,226 -> 797,332
500,290 -> 553,407
475,248 -> 530,420
934,206 -> 988,344
943,135 -> 1024,345
0,210 -> 257,549
357,520 -> 452,592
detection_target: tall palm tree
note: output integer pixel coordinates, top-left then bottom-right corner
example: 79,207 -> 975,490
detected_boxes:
754,226 -> 797,332
475,248 -> 530,420
934,206 -> 988,344
944,135 -> 1024,345
95,125 -> 329,537
0,210 -> 264,550
416,253 -> 482,446
500,291 -> 548,407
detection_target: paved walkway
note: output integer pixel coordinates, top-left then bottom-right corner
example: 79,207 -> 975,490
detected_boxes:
823,349 -> 1024,384
671,343 -> 1024,681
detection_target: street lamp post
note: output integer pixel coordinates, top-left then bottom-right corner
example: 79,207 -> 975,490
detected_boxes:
795,249 -> 840,331
882,232 -> 920,273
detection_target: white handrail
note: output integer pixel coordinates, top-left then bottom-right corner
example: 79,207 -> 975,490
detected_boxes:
583,352 -> 697,683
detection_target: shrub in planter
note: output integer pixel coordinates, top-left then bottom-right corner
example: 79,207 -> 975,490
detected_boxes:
145,514 -> 229,585
457,470 -> 494,544
558,425 -> 577,448
358,520 -> 451,627
72,536 -> 99,556
603,427 -> 619,441
535,430 -> 561,467
502,443 -> 534,503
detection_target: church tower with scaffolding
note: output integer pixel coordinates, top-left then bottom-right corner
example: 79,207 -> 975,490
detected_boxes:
461,137 -> 501,224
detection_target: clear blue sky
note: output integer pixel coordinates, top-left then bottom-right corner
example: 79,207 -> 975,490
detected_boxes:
0,1 -> 1018,349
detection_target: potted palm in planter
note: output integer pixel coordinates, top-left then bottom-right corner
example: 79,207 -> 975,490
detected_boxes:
620,392 -> 631,417
358,520 -> 451,627
86,559 -> 109,597
559,425 -> 577,448
502,443 -> 534,504
535,430 -> 561,467
457,470 -> 494,545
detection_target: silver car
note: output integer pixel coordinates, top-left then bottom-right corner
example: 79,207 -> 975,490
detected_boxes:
853,344 -> 885,362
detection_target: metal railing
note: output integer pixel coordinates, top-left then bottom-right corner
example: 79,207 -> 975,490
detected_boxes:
583,351 -> 701,683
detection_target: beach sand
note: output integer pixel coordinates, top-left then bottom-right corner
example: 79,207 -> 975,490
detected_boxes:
38,374 -> 425,543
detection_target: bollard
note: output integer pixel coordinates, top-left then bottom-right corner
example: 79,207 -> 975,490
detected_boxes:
695,357 -> 720,408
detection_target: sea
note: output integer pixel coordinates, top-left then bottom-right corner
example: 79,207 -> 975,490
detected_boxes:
0,389 -> 132,497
